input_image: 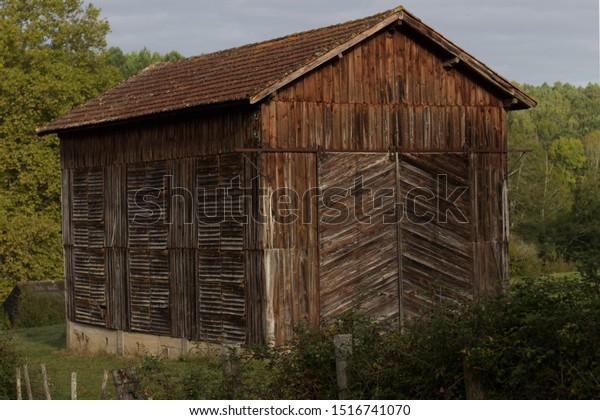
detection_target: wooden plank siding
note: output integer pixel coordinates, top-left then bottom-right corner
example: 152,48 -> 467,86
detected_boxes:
261,28 -> 504,152
196,154 -> 246,343
60,107 -> 257,343
257,152 -> 319,345
318,153 -> 399,321
470,152 -> 509,298
256,27 -> 508,340
399,153 -> 473,317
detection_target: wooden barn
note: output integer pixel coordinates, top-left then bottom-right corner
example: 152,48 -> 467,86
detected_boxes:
39,6 -> 535,355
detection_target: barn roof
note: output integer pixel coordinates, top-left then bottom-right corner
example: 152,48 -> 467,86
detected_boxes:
38,6 -> 536,135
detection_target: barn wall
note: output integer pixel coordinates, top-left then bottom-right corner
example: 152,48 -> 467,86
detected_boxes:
398,153 -> 474,317
318,153 -> 399,320
60,107 -> 260,345
257,27 -> 509,333
60,107 -> 253,169
257,152 -> 319,345
260,28 -> 505,152
470,152 -> 509,298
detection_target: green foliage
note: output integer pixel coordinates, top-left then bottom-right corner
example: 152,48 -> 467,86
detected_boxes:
0,331 -> 23,399
0,0 -> 121,296
106,46 -> 184,80
10,289 -> 65,329
583,130 -> 600,170
509,236 -> 544,276
253,276 -> 600,400
9,276 -> 600,400
465,276 -> 600,398
0,3 -> 185,297
253,322 -> 338,400
182,349 -> 253,400
508,83 -> 600,269
548,137 -> 587,184
554,172 -> 600,281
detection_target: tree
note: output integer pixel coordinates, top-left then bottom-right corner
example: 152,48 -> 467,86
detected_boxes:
509,143 -> 575,258
508,83 -> 600,269
106,46 -> 184,80
583,130 -> 600,170
0,0 -> 121,299
554,172 -> 600,280
548,137 -> 587,185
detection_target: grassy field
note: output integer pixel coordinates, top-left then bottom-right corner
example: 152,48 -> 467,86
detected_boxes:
10,324 -> 268,400
12,324 -> 126,399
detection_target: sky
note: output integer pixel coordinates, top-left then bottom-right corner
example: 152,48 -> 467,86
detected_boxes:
89,0 -> 600,86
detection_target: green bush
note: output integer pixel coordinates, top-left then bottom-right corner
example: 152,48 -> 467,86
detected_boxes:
0,331 -> 24,399
255,275 -> 600,399
136,350 -> 273,400
114,275 -> 600,399
12,290 -> 65,329
464,276 -> 600,398
509,237 -> 544,276
253,322 -> 338,400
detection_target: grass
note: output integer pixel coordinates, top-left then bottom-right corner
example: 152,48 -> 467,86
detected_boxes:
12,324 -> 125,399
9,323 -> 272,400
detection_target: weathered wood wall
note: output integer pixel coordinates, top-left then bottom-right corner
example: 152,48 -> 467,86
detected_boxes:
260,27 -> 505,152
61,107 -> 258,343
256,152 -> 319,345
318,152 -> 398,320
257,26 -> 508,340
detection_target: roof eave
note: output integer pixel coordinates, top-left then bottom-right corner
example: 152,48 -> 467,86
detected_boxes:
399,11 -> 536,109
37,99 -> 251,136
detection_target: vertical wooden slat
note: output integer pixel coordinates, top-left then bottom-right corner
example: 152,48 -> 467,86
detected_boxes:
196,154 -> 245,343
127,161 -> 170,335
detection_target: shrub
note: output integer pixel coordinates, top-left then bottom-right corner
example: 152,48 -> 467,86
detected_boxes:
0,331 -> 23,399
12,289 -> 65,329
509,237 -> 544,276
256,275 -> 600,400
120,275 -> 600,399
137,351 -> 272,400
464,276 -> 600,398
253,322 -> 338,400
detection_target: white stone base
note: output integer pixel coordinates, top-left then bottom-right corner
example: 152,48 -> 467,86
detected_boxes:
66,320 -> 221,359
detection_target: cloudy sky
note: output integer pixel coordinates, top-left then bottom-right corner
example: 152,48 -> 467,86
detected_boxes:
90,0 -> 599,86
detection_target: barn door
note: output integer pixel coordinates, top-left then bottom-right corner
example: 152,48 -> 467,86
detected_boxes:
318,152 -> 474,323
397,153 -> 473,319
318,153 -> 399,320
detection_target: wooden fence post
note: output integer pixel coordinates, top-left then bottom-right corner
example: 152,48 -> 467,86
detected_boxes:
464,362 -> 485,400
41,364 -> 51,400
15,368 -> 22,400
113,368 -> 143,400
334,334 -> 353,400
100,370 -> 109,400
23,364 -> 32,400
71,372 -> 77,400
221,343 -> 242,396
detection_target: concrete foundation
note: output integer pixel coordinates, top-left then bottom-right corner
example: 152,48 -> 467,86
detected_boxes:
66,320 -> 221,359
